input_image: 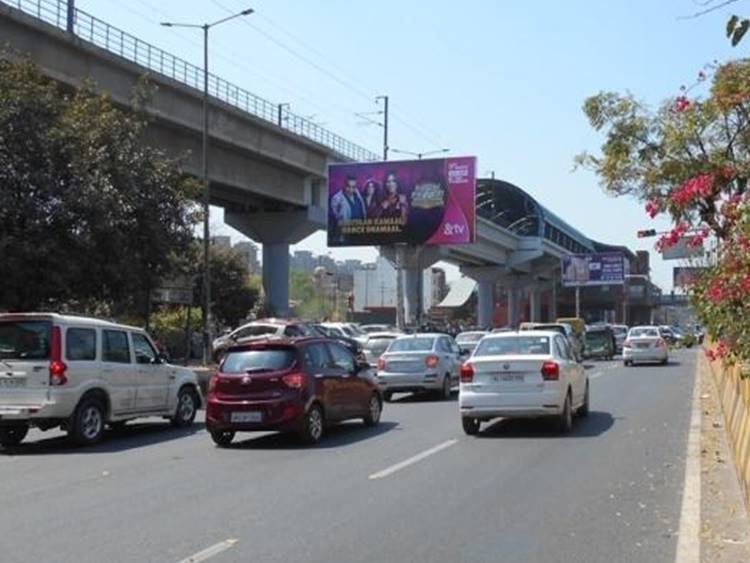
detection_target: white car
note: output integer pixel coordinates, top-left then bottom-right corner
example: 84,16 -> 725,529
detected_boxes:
622,326 -> 669,366
320,322 -> 369,346
377,333 -> 463,401
459,331 -> 588,435
0,313 -> 202,448
362,332 -> 400,365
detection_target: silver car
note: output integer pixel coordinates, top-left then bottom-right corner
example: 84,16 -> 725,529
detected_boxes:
455,331 -> 489,355
377,333 -> 464,401
623,326 -> 669,366
362,332 -> 400,365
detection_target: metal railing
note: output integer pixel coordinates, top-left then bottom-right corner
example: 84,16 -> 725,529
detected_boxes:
2,0 -> 379,162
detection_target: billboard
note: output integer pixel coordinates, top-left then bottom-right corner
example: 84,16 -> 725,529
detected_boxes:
673,267 -> 705,288
327,157 -> 476,247
662,237 -> 705,260
561,253 -> 627,287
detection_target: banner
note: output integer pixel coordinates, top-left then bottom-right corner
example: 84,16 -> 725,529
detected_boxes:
327,157 -> 476,247
673,267 -> 705,288
561,253 -> 627,287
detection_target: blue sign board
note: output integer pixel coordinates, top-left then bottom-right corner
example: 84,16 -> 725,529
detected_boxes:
561,253 -> 627,287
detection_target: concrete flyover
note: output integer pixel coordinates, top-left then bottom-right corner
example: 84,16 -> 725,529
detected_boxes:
0,0 -> 378,317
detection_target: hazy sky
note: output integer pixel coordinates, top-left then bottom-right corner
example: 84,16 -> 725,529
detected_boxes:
75,0 -> 743,290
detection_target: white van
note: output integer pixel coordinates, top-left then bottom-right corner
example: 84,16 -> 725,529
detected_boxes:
0,313 -> 202,447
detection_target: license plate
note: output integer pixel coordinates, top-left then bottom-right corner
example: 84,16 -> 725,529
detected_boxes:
0,378 -> 25,388
230,411 -> 262,423
636,343 -> 650,349
493,373 -> 523,382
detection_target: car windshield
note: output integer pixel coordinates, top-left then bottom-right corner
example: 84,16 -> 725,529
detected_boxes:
474,336 -> 550,357
236,325 -> 278,338
630,328 -> 659,338
388,337 -> 435,352
0,320 -> 51,360
586,332 -> 609,345
612,326 -> 628,335
534,325 -> 565,335
222,349 -> 296,373
365,338 -> 395,355
456,332 -> 485,343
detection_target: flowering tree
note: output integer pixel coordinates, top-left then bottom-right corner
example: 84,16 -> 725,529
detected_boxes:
577,59 -> 750,365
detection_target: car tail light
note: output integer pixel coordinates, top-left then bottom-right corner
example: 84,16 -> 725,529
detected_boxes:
425,355 -> 439,369
377,357 -> 386,371
460,362 -> 474,383
282,372 -> 306,389
207,372 -> 220,395
623,339 -> 632,349
49,326 -> 68,386
541,361 -> 560,381
655,339 -> 666,348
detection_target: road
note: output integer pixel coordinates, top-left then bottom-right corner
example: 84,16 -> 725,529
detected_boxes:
0,350 -> 697,563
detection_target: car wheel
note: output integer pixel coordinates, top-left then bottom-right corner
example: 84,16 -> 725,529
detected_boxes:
171,387 -> 198,427
363,394 -> 381,427
557,392 -> 573,434
661,358 -> 669,366
441,375 -> 452,400
462,417 -> 480,435
383,391 -> 393,403
70,398 -> 106,446
577,382 -> 590,417
299,403 -> 324,445
0,424 -> 29,448
623,360 -> 631,367
210,429 -> 235,447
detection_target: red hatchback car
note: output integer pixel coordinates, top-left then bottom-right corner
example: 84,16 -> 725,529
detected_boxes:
206,337 -> 383,446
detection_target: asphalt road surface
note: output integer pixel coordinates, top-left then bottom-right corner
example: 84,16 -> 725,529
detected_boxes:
0,350 -> 697,563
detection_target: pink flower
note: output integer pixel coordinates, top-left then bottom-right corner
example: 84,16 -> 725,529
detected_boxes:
674,95 -> 691,112
669,174 -> 714,208
645,200 -> 660,219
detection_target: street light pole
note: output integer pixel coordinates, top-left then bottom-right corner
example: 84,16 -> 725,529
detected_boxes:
161,7 -> 254,365
376,95 -> 389,160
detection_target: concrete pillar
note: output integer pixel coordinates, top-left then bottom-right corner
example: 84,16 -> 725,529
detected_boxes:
549,282 -> 558,321
477,279 -> 494,329
380,246 -> 442,329
530,288 -> 541,322
403,266 -> 420,326
507,288 -> 520,329
262,243 -> 290,317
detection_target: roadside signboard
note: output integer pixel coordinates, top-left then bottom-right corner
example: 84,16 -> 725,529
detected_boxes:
150,277 -> 193,305
673,267 -> 705,288
327,156 -> 476,247
561,253 -> 627,287
661,237 -> 704,260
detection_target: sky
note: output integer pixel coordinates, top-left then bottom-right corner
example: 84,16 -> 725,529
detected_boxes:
75,0 -> 744,291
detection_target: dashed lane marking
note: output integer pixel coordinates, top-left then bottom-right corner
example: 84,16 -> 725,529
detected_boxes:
176,539 -> 238,563
369,439 -> 458,480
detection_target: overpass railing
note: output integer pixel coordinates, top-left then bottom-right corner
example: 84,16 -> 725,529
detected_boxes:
2,0 -> 380,162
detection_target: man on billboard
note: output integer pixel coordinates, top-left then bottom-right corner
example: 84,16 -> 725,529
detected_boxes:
330,175 -> 367,223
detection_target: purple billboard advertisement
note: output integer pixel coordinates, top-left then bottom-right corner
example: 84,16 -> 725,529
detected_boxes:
327,156 -> 476,247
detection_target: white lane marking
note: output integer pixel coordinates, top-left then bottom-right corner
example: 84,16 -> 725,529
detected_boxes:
588,371 -> 604,380
675,360 -> 701,563
176,539 -> 238,563
369,439 -> 458,480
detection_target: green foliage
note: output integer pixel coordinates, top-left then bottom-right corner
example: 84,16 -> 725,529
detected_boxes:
289,269 -> 333,321
0,56 -> 199,314
151,306 -> 202,359
192,244 -> 259,329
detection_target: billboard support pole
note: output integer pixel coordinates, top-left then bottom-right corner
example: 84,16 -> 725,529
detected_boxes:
396,244 -> 405,330
575,286 -> 581,318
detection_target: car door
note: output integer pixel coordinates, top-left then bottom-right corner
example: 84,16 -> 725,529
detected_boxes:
436,337 -> 456,382
101,329 -> 137,414
327,342 -> 367,418
447,338 -> 463,384
131,332 -> 170,412
301,342 -> 345,421
63,325 -> 99,395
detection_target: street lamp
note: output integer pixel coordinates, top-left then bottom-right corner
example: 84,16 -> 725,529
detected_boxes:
161,7 -> 254,364
390,148 -> 450,160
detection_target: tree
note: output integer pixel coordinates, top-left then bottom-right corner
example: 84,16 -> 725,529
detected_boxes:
192,244 -> 259,329
578,59 -> 750,365
0,56 -> 199,315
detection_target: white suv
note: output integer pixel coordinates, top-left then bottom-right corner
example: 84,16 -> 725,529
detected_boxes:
0,313 -> 202,448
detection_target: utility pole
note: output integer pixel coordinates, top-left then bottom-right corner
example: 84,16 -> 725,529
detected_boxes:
277,103 -> 290,127
161,7 -> 254,365
376,95 -> 389,160
66,0 -> 75,34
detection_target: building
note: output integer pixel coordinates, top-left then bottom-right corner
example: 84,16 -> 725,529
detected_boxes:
290,250 -> 316,272
233,241 -> 259,274
210,235 -> 232,249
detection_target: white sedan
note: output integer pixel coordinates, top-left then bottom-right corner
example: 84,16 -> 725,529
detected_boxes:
622,326 -> 669,366
459,331 -> 589,435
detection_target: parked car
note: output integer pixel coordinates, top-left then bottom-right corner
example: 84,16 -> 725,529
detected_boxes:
377,333 -> 464,401
623,326 -> 669,366
455,331 -> 489,355
362,332 -> 400,365
320,322 -> 369,346
205,336 -> 381,446
211,319 -> 314,363
459,330 -> 588,435
611,324 -> 628,353
583,325 -> 615,360
360,324 -> 395,334
0,313 -> 202,448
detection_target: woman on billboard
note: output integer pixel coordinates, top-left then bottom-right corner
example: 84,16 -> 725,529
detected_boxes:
363,179 -> 383,219
380,172 -> 409,223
